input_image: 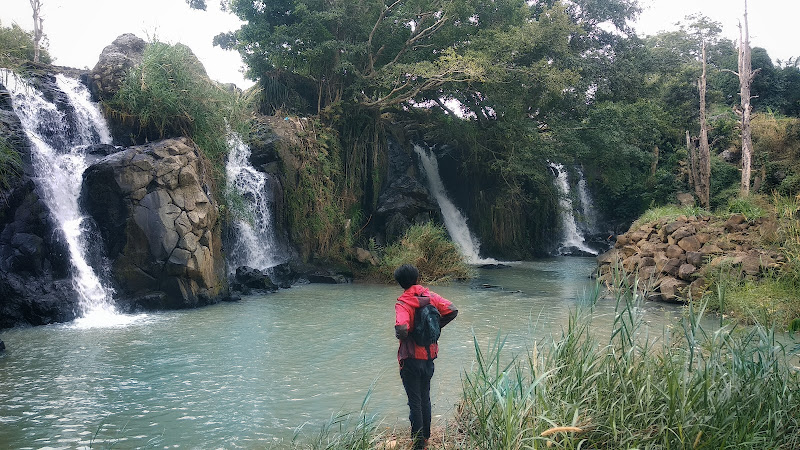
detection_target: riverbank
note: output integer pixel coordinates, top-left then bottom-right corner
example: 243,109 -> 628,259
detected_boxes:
305,277 -> 800,449
596,195 -> 800,330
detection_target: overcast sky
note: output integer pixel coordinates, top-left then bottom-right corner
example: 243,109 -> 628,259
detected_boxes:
1,0 -> 798,90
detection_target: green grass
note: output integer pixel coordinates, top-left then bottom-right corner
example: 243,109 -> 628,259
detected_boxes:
631,204 -> 710,229
106,40 -> 249,197
726,195 -> 767,221
378,223 -> 473,284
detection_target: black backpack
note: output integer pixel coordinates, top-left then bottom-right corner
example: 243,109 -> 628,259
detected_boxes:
410,296 -> 441,350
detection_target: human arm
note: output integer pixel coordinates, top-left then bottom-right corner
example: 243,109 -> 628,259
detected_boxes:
395,301 -> 411,339
429,291 -> 458,328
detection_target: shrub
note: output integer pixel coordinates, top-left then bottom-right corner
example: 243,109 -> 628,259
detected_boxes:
379,223 -> 472,284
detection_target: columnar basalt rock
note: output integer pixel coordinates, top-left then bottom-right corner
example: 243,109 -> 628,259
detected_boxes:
596,214 -> 784,302
81,137 -> 227,309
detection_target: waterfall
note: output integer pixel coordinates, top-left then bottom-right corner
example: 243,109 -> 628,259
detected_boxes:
413,144 -> 496,265
575,167 -> 599,235
2,70 -> 139,327
225,132 -> 283,271
549,163 -> 597,256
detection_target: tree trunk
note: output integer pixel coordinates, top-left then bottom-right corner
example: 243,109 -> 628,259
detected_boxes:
697,41 -> 711,208
650,145 -> 659,177
687,130 -> 697,194
738,0 -> 755,196
30,0 -> 43,63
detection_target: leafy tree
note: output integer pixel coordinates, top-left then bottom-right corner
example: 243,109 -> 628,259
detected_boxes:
0,20 -> 51,66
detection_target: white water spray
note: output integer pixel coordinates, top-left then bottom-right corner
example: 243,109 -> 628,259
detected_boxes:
549,162 -> 597,255
414,144 -> 496,265
2,70 -> 141,327
225,132 -> 282,271
576,167 -> 598,235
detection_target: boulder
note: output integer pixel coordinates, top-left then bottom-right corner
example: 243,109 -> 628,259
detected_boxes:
308,273 -> 352,284
0,272 -> 78,328
665,244 -> 684,259
677,235 -> 701,252
658,277 -> 689,302
671,225 -> 697,241
596,248 -> 621,265
88,33 -> 146,101
81,138 -> 227,310
686,251 -> 704,266
742,251 -> 763,276
677,263 -> 697,281
724,214 -> 747,232
354,247 -> 379,266
231,266 -> 278,294
676,192 -> 695,206
662,258 -> 682,277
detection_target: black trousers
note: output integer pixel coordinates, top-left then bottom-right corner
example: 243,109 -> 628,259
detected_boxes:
400,358 -> 435,448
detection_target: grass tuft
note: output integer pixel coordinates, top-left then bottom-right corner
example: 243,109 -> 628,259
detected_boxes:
378,223 -> 473,284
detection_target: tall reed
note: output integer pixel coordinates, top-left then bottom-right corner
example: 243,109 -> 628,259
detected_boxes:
457,269 -> 800,449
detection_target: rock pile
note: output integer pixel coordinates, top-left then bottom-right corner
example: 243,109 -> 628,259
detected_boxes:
596,214 -> 785,302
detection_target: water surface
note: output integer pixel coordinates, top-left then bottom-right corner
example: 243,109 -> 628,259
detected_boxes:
0,258 -> 685,448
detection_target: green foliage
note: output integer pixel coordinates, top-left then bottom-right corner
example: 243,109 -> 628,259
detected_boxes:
379,223 -> 472,285
0,21 -> 51,67
457,277 -> 800,449
0,135 -> 22,193
278,117 -> 351,262
106,41 -> 247,193
726,195 -> 766,221
709,155 -> 741,208
577,100 -> 672,222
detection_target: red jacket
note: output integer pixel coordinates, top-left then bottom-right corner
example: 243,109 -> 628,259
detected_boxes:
395,285 -> 458,361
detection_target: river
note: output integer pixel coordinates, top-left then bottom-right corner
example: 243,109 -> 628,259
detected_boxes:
0,258 -> 686,448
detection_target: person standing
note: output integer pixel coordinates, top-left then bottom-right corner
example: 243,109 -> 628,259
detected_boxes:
394,264 -> 458,449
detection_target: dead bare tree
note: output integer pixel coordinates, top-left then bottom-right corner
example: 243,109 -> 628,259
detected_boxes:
696,40 -> 711,208
29,0 -> 43,63
737,0 -> 757,196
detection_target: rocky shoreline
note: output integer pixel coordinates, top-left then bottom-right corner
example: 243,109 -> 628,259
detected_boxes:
596,213 -> 785,302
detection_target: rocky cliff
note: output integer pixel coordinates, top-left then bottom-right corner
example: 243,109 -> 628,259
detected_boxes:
81,137 -> 227,310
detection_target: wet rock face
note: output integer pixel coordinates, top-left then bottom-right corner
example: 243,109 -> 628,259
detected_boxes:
81,137 -> 227,310
596,214 -> 784,303
0,81 -> 78,329
375,138 -> 438,243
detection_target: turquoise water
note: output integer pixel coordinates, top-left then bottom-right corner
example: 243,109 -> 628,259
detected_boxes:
0,258 -> 685,448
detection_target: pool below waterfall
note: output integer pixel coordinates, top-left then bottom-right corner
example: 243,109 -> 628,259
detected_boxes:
0,258 -> 688,448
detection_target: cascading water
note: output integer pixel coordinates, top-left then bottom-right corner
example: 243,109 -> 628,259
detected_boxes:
413,144 -> 496,265
225,132 -> 283,271
576,166 -> 599,236
549,162 -> 597,256
2,70 -> 138,327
